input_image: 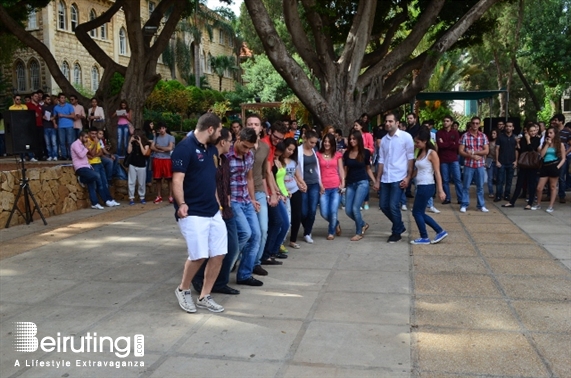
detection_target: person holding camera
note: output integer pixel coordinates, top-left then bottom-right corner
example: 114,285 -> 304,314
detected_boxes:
127,131 -> 150,205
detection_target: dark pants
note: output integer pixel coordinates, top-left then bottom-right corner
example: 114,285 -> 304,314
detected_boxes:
301,183 -> 320,236
412,184 -> 443,239
76,167 -> 111,205
509,168 -> 538,206
36,127 -> 45,158
380,181 -> 406,235
262,200 -> 289,260
289,190 -> 302,243
496,163 -> 515,199
559,160 -> 568,199
193,215 -> 239,290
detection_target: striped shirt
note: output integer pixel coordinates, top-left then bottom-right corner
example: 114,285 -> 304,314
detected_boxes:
460,130 -> 489,168
227,144 -> 254,204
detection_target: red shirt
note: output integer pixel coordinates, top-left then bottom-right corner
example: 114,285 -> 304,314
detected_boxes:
261,135 -> 276,166
436,128 -> 460,163
26,102 -> 43,127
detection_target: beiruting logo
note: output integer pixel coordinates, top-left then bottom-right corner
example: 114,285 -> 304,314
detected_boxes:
14,322 -> 144,358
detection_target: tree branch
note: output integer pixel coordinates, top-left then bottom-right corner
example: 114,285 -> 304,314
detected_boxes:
148,0 -> 185,64
300,0 -> 336,63
361,10 -> 408,68
514,60 -> 541,112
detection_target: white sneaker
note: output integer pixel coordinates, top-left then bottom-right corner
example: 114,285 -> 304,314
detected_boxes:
29,158 -> 38,162
460,207 -> 467,213
53,157 -> 58,161
480,207 -> 489,213
303,234 -> 314,244
531,205 -> 541,210
429,206 -> 440,214
196,295 -> 224,313
401,205 -> 408,211
175,287 -> 197,313
110,200 -> 120,206
47,157 -> 53,161
546,207 -> 554,213
91,204 -> 104,210
105,200 -> 116,207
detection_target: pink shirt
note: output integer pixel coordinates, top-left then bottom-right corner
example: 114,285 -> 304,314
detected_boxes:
317,151 -> 343,189
72,104 -> 85,130
363,132 -> 374,152
71,139 -> 91,171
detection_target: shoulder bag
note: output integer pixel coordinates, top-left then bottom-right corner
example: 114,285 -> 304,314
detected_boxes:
518,151 -> 542,169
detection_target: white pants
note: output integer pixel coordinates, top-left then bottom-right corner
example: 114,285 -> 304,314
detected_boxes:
128,165 -> 146,200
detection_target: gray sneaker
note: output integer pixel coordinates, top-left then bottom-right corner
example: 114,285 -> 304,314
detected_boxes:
175,287 -> 197,313
196,295 -> 224,313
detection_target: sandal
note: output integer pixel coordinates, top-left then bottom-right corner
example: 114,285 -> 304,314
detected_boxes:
327,235 -> 335,240
335,224 -> 342,236
289,242 -> 301,249
362,223 -> 370,235
501,203 -> 514,208
524,205 -> 531,210
350,234 -> 363,241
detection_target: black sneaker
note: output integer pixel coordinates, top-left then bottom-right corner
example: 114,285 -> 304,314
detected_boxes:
388,234 -> 402,243
237,277 -> 264,286
442,200 -> 451,204
493,197 -> 502,202
253,265 -> 268,276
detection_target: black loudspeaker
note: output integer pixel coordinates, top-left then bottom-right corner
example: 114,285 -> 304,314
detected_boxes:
3,110 -> 39,155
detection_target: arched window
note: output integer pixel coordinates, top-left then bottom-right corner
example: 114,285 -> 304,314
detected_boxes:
27,9 -> 37,29
89,9 -> 97,37
100,23 -> 107,39
207,53 -> 213,74
58,1 -> 67,30
61,61 -> 70,80
148,1 -> 155,14
91,66 -> 99,91
16,61 -> 26,92
70,4 -> 78,31
29,60 -> 40,90
73,63 -> 82,86
119,27 -> 127,55
199,49 -> 205,75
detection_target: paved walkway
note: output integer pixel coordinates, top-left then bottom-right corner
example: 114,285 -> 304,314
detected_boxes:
0,192 -> 569,377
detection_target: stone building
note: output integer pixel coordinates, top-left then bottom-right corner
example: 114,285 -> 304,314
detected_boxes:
4,0 -> 236,98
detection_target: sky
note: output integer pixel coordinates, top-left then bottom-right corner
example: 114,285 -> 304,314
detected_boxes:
206,0 -> 242,16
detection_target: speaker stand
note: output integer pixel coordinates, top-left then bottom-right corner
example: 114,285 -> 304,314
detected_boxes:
5,154 -> 47,228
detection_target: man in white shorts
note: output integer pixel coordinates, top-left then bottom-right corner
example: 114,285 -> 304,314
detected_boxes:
172,113 -> 226,313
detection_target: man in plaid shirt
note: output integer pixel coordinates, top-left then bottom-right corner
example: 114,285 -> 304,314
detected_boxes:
459,116 -> 490,213
228,127 -> 264,287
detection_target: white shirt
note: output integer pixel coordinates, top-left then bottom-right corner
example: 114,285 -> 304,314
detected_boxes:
378,128 -> 415,183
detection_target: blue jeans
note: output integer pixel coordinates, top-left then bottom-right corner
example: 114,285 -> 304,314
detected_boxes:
486,164 -> 497,196
559,159 -> 568,199
345,180 -> 369,235
44,128 -> 57,158
320,188 -> 341,235
101,156 -> 114,185
76,167 -> 111,205
462,166 -> 485,209
380,181 -> 406,235
440,161 -> 463,202
496,163 -> 514,199
57,127 -> 75,159
232,201 -> 261,281
412,184 -> 443,239
146,157 -> 153,184
254,191 -> 269,266
192,214 -> 239,290
301,183 -> 320,236
117,125 -> 129,157
263,200 -> 289,260
92,162 -> 109,190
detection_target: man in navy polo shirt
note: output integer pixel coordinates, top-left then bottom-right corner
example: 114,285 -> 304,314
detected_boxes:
172,112 -> 226,314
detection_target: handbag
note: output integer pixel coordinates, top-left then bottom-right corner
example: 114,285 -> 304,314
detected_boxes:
122,153 -> 131,169
518,151 -> 542,169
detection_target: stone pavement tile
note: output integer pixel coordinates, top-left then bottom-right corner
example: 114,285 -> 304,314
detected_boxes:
486,257 -> 571,276
282,364 -> 410,377
495,275 -> 571,301
148,356 -> 280,378
176,317 -> 302,360
414,296 -> 520,331
413,256 -> 488,275
410,243 -> 478,257
466,222 -> 522,234
90,261 -> 182,283
313,292 -> 409,325
336,250 -> 409,272
457,214 -> 513,224
427,221 -> 465,232
421,215 -> 459,224
0,302 -> 26,321
511,300 -> 571,333
327,270 -> 409,294
223,289 -> 319,320
127,283 -> 191,313
274,250 -> 338,270
542,243 -> 571,261
478,243 -> 554,259
469,232 -> 534,244
0,276 -> 80,304
409,231 -> 471,245
529,232 -> 571,246
530,333 -> 571,378
49,281 -> 152,308
292,321 -> 409,369
253,267 -> 331,292
416,328 -> 550,377
414,273 -> 502,298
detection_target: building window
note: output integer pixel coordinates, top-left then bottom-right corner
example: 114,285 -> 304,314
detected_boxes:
89,9 -> 97,37
119,27 -> 127,55
91,66 -> 99,91
73,63 -> 82,86
29,60 -> 40,90
564,99 -> 571,112
16,61 -> 26,92
58,1 -> 67,30
229,34 -> 233,48
27,9 -> 37,29
70,4 -> 78,31
61,61 -> 70,80
219,29 -> 224,45
100,23 -> 107,39
149,1 -> 155,15
206,53 -> 212,74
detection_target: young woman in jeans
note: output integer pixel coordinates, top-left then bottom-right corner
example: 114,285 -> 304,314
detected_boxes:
282,138 -> 306,249
532,128 -> 566,213
317,134 -> 345,240
111,100 -> 132,157
343,131 -> 376,241
410,127 -> 448,245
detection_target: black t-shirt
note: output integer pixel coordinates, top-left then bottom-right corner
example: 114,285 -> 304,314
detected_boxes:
171,132 -> 219,219
373,126 -> 387,141
496,132 -> 518,164
129,142 -> 147,168
343,149 -> 371,184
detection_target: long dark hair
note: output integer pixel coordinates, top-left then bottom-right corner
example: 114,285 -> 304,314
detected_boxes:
543,128 -> 562,158
348,130 -> 365,162
119,99 -> 130,112
488,128 -> 498,142
416,126 -> 435,152
319,134 -> 336,155
283,137 -> 299,163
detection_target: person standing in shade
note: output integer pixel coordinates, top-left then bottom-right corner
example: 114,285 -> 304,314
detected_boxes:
52,93 -> 76,160
374,113 -> 415,243
151,123 -> 175,204
459,117 -> 490,213
172,112 -> 226,313
532,128 -> 566,213
69,95 -> 85,140
494,121 -> 518,202
317,133 -> 345,240
111,100 -> 132,157
127,131 -> 150,205
436,115 -> 463,204
42,95 -> 57,161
